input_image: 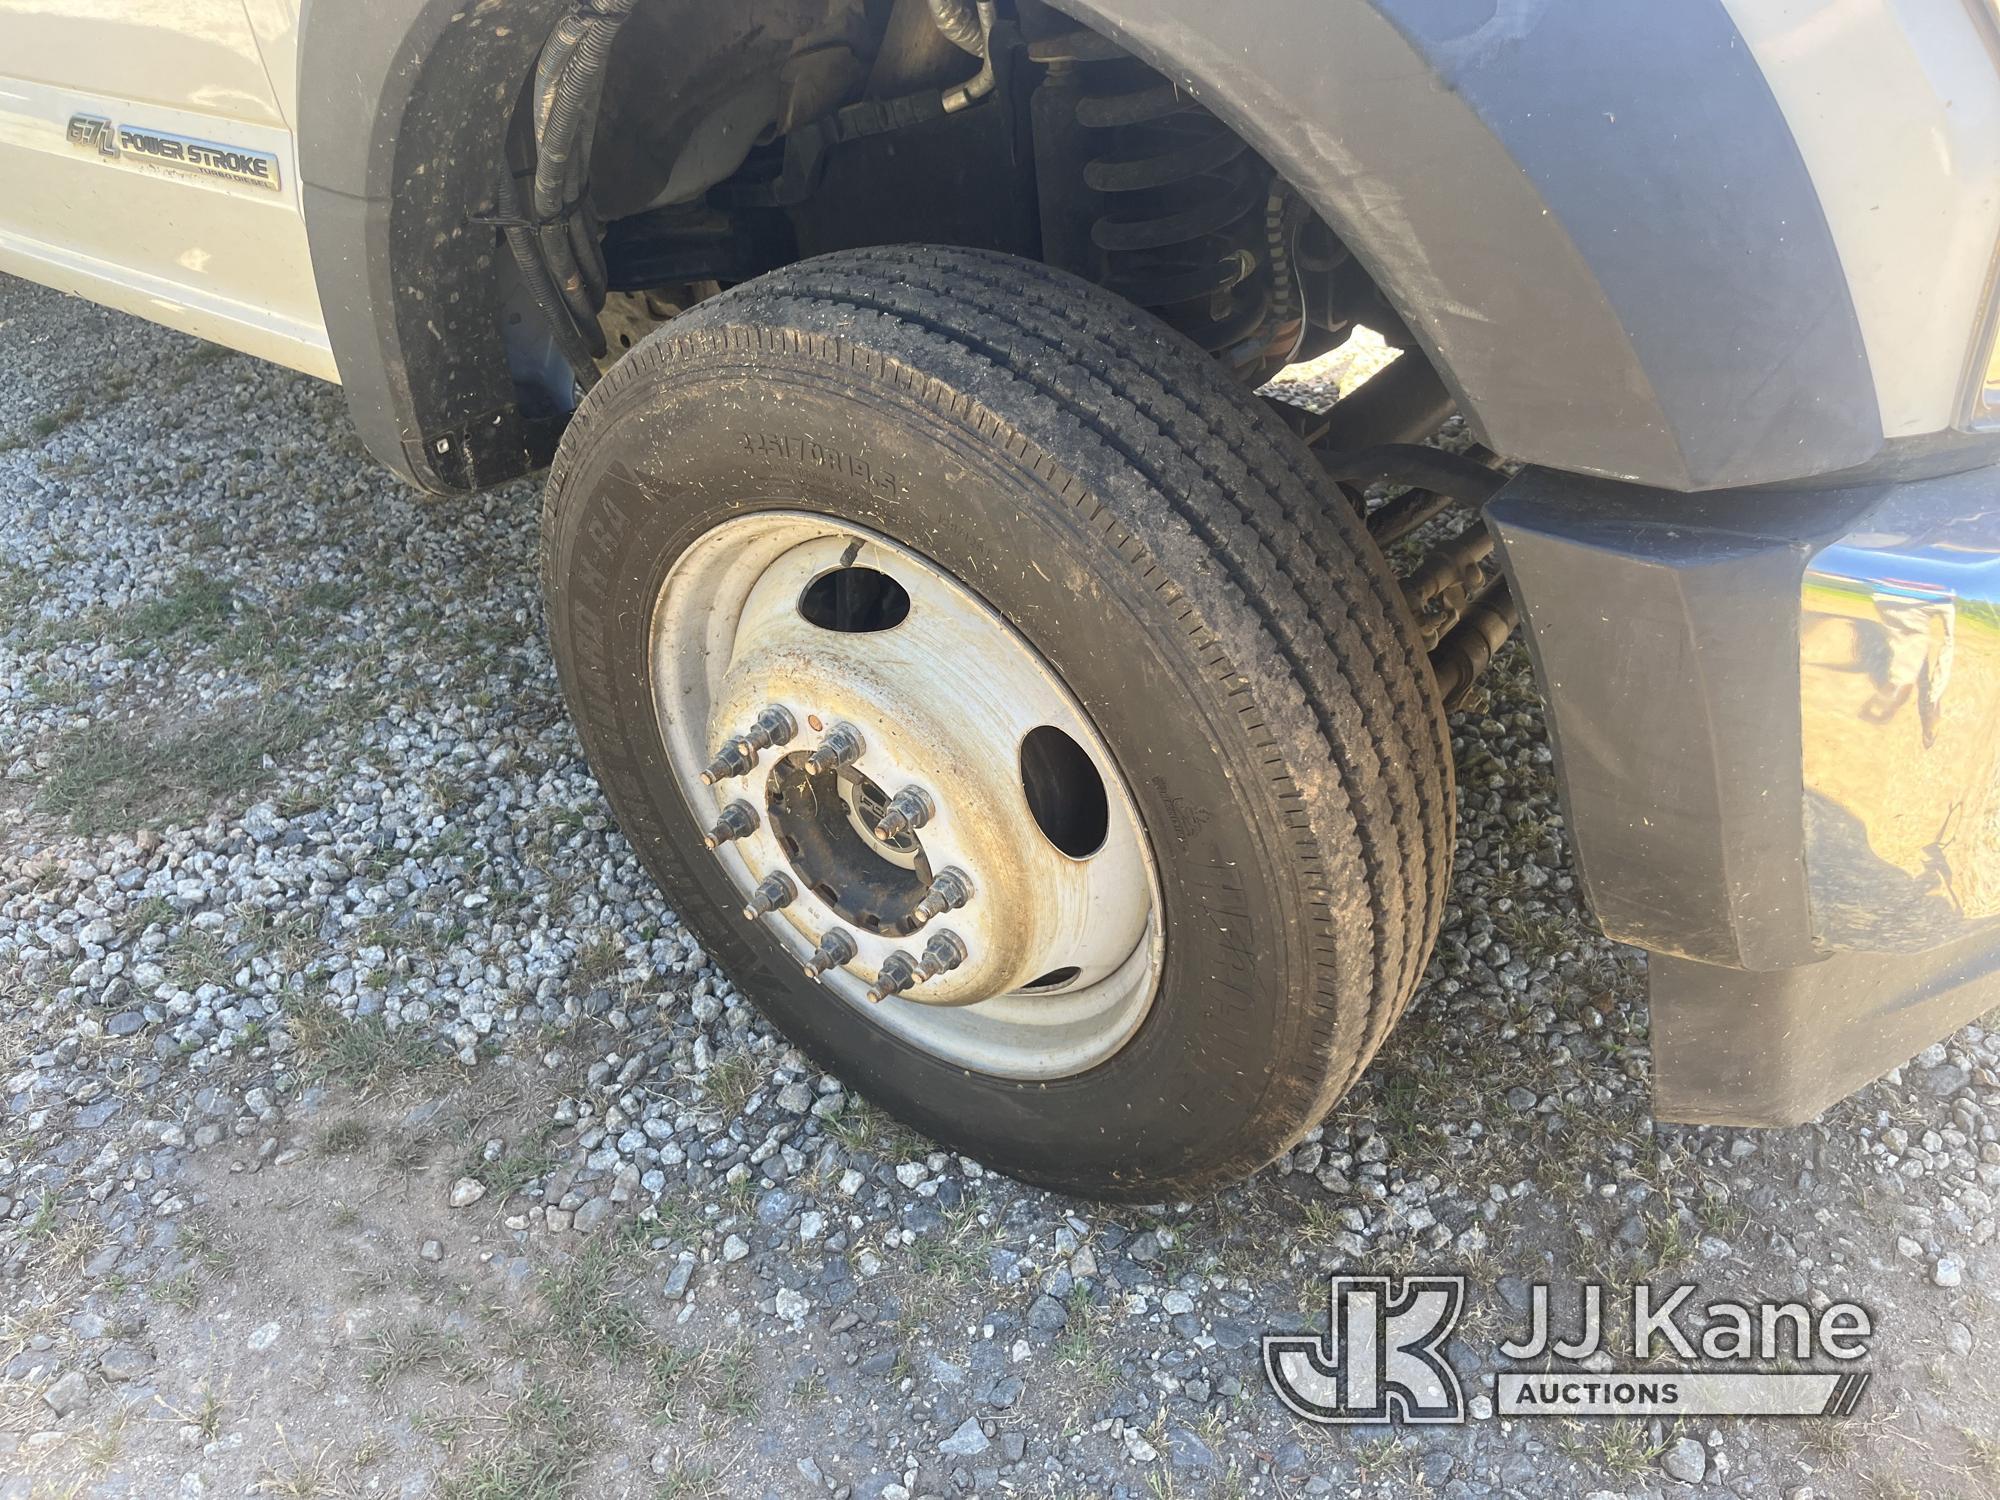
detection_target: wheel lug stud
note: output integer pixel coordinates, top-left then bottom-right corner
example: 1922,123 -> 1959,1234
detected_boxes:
912,867 -> 973,922
742,872 -> 795,921
701,742 -> 757,785
802,928 -> 857,980
734,705 -> 797,757
872,786 -> 934,841
701,707 -> 796,784
917,929 -> 968,979
803,722 -> 865,776
702,800 -> 759,848
865,951 -> 922,1004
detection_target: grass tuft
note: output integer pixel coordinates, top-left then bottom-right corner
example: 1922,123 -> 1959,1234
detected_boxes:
285,1002 -> 453,1089
472,1139 -> 559,1199
439,1383 -> 590,1500
35,698 -> 317,834
126,568 -> 235,645
537,1238 -> 649,1362
650,1337 -> 758,1420
317,1117 -> 374,1158
699,1050 -> 766,1119
28,398 -> 85,439
362,1320 -> 472,1388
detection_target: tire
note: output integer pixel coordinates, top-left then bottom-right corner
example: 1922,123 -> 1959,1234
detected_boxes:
540,245 -> 1452,1198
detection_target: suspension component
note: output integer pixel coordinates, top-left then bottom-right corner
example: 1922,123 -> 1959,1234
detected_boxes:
702,801 -> 759,849
1430,579 -> 1519,712
1031,31 -> 1281,377
873,786 -> 935,842
917,929 -> 968,979
912,867 -> 974,922
864,951 -> 923,1003
802,928 -> 858,980
1396,523 -> 1495,651
934,0 -> 1000,113
1350,447 -> 1502,550
804,722 -> 866,776
1316,356 -> 1456,454
1320,445 -> 1505,511
1403,523 -> 1494,615
742,872 -> 796,921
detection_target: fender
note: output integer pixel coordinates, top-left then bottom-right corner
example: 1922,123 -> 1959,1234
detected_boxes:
1052,0 -> 1881,492
298,0 -> 568,492
300,0 -> 1882,494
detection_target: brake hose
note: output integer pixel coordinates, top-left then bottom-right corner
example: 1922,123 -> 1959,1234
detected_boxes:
530,0 -> 638,355
493,166 -> 602,390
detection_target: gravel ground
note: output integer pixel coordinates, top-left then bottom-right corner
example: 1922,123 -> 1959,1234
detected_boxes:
2,272 -> 1998,1500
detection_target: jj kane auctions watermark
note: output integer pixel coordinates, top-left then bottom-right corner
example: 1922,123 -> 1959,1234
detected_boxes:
1263,1276 -> 1873,1424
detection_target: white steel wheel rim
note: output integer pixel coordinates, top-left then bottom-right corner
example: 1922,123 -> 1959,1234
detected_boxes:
650,512 -> 1163,1080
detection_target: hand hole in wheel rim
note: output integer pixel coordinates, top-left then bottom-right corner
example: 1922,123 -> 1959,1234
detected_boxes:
1022,966 -> 1082,991
799,566 -> 911,631
1021,725 -> 1109,857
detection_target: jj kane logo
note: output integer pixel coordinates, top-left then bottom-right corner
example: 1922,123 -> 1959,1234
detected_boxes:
1264,1277 -> 1467,1423
1265,1277 -> 1872,1424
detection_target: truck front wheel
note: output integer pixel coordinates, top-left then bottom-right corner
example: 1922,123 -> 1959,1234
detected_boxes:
539,246 -> 1453,1197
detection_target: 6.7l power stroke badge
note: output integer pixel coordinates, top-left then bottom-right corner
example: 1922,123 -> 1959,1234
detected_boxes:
66,114 -> 280,192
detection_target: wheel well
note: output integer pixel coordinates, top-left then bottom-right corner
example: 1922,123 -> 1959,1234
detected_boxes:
305,0 -> 1884,495
490,0 -> 1428,430
298,0 -> 1450,494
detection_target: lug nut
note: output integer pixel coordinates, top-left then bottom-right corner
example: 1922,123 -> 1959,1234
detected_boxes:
741,872 -> 796,921
733,704 -> 797,757
702,707 -> 797,783
917,929 -> 968,979
865,951 -> 922,1004
702,801 -> 759,848
912,867 -> 974,922
872,786 -> 935,842
701,741 -> 757,785
802,928 -> 857,980
803,722 -> 865,776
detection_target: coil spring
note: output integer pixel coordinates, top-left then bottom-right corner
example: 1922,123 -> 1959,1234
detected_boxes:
1031,31 -> 1275,361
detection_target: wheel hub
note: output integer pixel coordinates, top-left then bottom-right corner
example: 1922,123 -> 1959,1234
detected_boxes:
765,753 -> 933,936
650,514 -> 1164,1080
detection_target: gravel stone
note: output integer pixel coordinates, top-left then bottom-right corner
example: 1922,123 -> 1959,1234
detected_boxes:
939,1417 -> 988,1457
662,1258 -> 695,1299
43,1370 -> 88,1416
99,1343 -> 155,1382
1662,1437 -> 1707,1484
1167,1427 -> 1216,1472
1025,1295 -> 1067,1333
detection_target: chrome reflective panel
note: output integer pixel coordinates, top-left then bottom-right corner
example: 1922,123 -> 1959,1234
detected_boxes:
1802,475 -> 2000,949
